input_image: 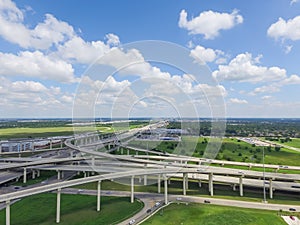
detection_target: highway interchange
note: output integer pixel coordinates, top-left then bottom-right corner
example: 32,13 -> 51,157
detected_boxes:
0,121 -> 300,225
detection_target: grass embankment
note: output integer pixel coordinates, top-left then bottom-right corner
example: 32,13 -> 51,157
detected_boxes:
74,179 -> 300,206
265,138 -> 300,149
142,203 -> 287,225
127,137 -> 300,166
0,193 -> 143,225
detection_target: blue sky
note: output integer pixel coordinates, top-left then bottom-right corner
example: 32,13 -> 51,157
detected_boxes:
0,0 -> 299,118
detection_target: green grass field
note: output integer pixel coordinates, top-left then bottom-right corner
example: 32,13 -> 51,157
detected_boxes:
127,137 -> 300,166
142,203 -> 286,225
0,193 -> 143,225
271,138 -> 300,149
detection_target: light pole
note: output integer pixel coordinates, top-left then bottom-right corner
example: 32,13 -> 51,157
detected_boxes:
262,147 -> 267,203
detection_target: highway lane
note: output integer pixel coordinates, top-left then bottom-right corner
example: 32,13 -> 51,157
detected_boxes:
25,163 -> 300,193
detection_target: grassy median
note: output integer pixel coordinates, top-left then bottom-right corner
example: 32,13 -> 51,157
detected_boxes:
142,203 -> 287,225
0,193 -> 143,225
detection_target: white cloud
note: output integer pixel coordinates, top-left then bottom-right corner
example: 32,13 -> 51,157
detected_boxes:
267,16 -> 300,41
290,0 -> 299,5
179,9 -> 243,39
0,51 -> 76,83
105,33 -> 120,46
56,36 -> 111,64
284,45 -> 293,54
229,98 -> 248,104
212,53 -> 287,83
282,74 -> 300,84
190,45 -> 225,64
0,77 -> 66,108
0,0 -> 75,49
11,81 -> 47,92
250,85 -> 280,95
261,95 -> 272,100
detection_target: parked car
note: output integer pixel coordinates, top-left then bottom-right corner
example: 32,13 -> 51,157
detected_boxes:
204,200 -> 211,204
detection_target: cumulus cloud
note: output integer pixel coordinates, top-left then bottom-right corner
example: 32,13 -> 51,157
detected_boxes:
0,51 -> 76,82
56,36 -> 111,64
229,98 -> 248,104
190,45 -> 226,64
212,53 -> 286,83
267,16 -> 300,41
0,0 -> 75,50
179,9 -> 243,39
281,74 -> 300,84
0,76 -> 65,108
105,33 -> 120,46
250,85 -> 280,95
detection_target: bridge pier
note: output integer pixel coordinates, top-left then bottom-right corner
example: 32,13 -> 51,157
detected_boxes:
164,175 -> 168,205
131,176 -> 134,203
183,173 -> 187,195
269,179 -> 273,199
158,174 -> 161,193
56,188 -> 61,223
208,173 -> 214,196
239,176 -> 243,197
32,170 -> 36,179
97,181 -> 101,211
198,180 -> 202,187
23,168 -> 27,183
57,170 -> 61,180
6,200 -> 10,225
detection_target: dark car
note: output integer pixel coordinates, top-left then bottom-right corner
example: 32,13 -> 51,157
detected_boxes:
289,208 -> 296,211
204,200 -> 211,204
146,209 -> 151,213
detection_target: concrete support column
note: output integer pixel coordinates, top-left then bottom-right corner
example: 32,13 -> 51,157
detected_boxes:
164,175 -> 168,205
269,179 -> 273,199
131,176 -> 134,203
23,168 -> 27,183
121,148 -> 124,154
57,170 -> 61,180
144,164 -> 147,185
91,156 -> 95,166
60,140 -> 63,148
233,184 -> 236,191
158,174 -> 161,193
185,173 -> 189,190
183,173 -> 186,195
239,176 -> 243,197
6,200 -> 10,225
37,170 -> 40,177
208,173 -> 213,196
50,139 -> 53,149
97,181 -> 101,211
198,180 -> 202,187
61,171 -> 64,179
168,178 -> 171,185
127,149 -> 129,155
32,170 -> 36,179
56,188 -> 61,223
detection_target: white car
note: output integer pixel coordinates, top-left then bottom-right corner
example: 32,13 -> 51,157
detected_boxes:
129,219 -> 135,224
